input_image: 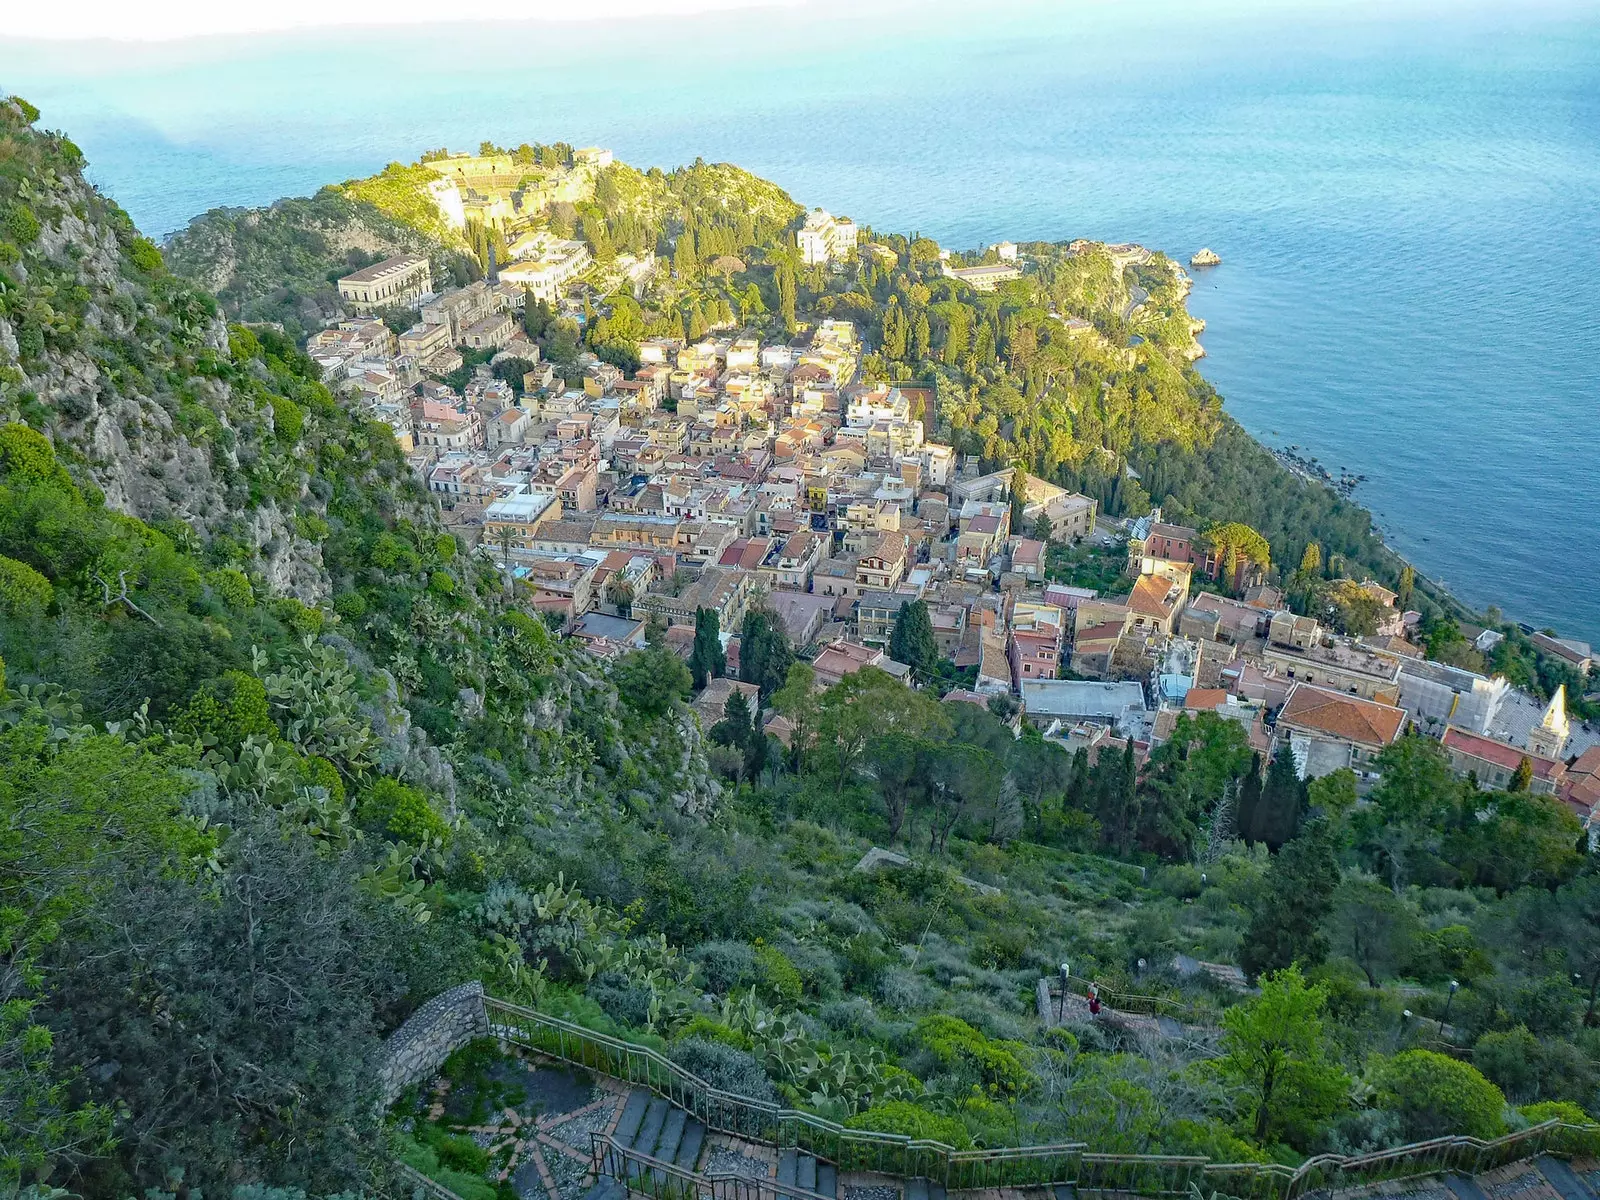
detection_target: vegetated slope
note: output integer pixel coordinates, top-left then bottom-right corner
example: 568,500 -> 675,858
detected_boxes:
163,189 -> 474,336
0,95 -> 715,1198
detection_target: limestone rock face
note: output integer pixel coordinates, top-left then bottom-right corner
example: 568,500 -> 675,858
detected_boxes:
1,118 -> 326,600
1190,247 -> 1221,267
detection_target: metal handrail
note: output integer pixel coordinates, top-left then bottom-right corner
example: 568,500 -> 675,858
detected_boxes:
590,1132 -> 835,1200
478,994 -> 1600,1200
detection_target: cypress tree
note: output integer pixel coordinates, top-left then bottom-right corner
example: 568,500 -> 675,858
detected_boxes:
888,599 -> 938,678
1236,752 -> 1263,843
689,607 -> 724,690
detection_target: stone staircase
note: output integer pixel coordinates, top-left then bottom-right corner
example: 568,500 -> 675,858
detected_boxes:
776,1147 -> 838,1198
1332,1156 -> 1599,1200
581,1089 -> 708,1200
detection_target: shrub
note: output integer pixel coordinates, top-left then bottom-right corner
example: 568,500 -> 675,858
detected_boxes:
332,591 -> 368,621
755,944 -> 803,1005
674,1016 -> 751,1051
690,939 -> 757,993
1156,864 -> 1204,899
588,970 -> 653,1029
668,1037 -> 777,1103
5,203 -> 40,245
0,553 -> 52,615
126,236 -> 165,274
1473,1026 -> 1541,1103
360,777 -> 450,845
1519,1100 -> 1593,1126
205,566 -> 255,608
171,670 -> 275,751
1372,1049 -> 1507,1141
270,394 -> 305,445
915,1014 -> 1031,1097
844,1100 -> 970,1148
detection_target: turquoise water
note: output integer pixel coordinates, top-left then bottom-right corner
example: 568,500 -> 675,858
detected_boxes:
3,0 -> 1598,640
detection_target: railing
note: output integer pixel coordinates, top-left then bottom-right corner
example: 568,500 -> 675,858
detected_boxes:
479,994 -> 1600,1200
395,1160 -> 474,1200
590,1132 -> 834,1200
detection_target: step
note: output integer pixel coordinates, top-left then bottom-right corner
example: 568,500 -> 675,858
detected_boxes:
677,1119 -> 707,1171
1537,1157 -> 1599,1200
817,1163 -> 838,1199
1054,1186 -> 1077,1200
929,1182 -> 946,1200
634,1097 -> 669,1155
613,1090 -> 650,1148
655,1108 -> 688,1164
1445,1173 -> 1492,1200
582,1181 -> 627,1200
907,1179 -> 930,1200
777,1149 -> 799,1189
797,1154 -> 817,1193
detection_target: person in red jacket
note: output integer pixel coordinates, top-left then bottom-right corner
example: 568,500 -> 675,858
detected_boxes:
1088,982 -> 1102,1016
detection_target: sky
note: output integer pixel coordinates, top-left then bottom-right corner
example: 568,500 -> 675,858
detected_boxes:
6,0 -> 806,41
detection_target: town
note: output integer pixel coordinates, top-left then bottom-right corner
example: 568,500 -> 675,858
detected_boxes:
313,155 -> 1599,836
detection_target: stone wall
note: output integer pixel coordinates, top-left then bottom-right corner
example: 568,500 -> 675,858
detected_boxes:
377,980 -> 490,1109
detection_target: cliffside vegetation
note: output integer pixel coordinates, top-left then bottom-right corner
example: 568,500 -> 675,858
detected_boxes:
7,98 -> 1597,1200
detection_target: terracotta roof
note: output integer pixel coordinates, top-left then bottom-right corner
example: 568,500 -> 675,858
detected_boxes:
1442,727 -> 1562,778
1183,688 -> 1228,711
1278,683 -> 1406,747
1127,573 -> 1178,617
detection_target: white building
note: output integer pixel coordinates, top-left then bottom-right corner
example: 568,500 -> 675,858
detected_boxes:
797,209 -> 859,266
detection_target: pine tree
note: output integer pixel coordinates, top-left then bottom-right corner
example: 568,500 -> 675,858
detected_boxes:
888,599 -> 938,678
911,312 -> 930,360
1398,564 -> 1416,610
1065,747 -> 1091,813
687,304 -> 707,341
1300,543 -> 1322,575
1510,755 -> 1533,793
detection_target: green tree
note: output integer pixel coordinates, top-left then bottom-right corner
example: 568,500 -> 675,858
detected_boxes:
888,599 -> 938,678
816,667 -> 945,794
1325,879 -> 1423,988
739,608 -> 794,699
770,661 -> 820,774
775,262 -> 797,333
1240,817 -> 1342,979
1509,755 -> 1533,793
1244,744 -> 1304,849
689,607 -> 725,690
1371,1050 -> 1506,1141
1217,966 -> 1349,1145
614,647 -> 692,716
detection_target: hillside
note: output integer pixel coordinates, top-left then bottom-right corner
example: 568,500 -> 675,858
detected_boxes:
5,96 -> 1599,1200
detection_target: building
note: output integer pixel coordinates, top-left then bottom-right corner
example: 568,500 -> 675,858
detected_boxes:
797,209 -> 859,265
1275,683 -> 1408,785
337,255 -> 433,314
1261,635 -> 1403,704
856,591 -> 906,648
1440,727 -> 1564,795
482,492 -> 558,559
942,262 -> 1022,291
635,565 -> 752,631
1021,680 -> 1149,736
500,237 -> 593,303
462,311 -> 515,351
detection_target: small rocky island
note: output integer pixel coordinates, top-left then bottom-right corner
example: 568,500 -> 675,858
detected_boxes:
1190,247 -> 1221,267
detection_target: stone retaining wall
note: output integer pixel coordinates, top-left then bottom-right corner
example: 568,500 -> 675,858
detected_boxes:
377,980 -> 489,1109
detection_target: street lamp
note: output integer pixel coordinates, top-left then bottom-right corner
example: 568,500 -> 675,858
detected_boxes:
1398,1009 -> 1414,1048
1439,980 -> 1459,1036
1058,963 -> 1070,1023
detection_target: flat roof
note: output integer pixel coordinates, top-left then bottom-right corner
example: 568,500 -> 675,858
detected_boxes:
1022,679 -> 1147,719
339,254 -> 427,284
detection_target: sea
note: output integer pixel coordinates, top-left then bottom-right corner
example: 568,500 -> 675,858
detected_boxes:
3,0 -> 1598,642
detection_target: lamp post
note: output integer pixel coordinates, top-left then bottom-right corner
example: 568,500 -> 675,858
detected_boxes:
1439,980 -> 1459,1036
1058,963 -> 1070,1024
1395,1009 -> 1413,1051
